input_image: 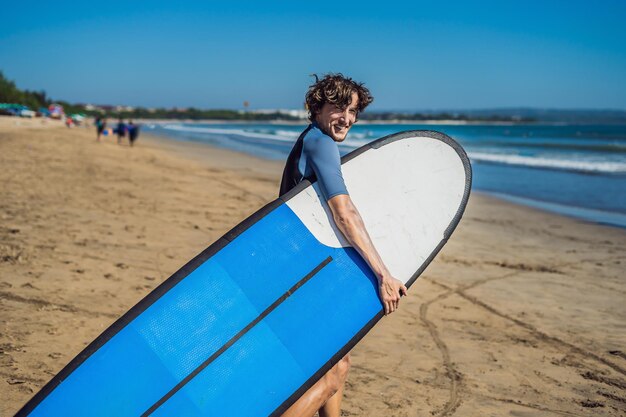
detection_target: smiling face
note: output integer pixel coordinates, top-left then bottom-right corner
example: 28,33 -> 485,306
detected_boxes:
314,91 -> 359,142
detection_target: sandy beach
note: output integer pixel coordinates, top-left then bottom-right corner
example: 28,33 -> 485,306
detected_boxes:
1,117 -> 624,416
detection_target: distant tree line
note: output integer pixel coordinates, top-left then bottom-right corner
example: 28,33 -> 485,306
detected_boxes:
112,107 -> 302,121
0,71 -> 50,110
1,70 -> 535,122
0,71 -> 85,114
0,71 -> 301,120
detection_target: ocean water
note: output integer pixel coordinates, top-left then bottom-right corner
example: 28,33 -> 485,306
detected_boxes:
145,122 -> 626,228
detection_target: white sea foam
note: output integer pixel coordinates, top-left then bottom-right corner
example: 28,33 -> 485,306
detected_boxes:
162,124 -> 296,142
158,124 -> 626,174
274,129 -> 301,139
161,124 -> 371,147
468,152 -> 626,174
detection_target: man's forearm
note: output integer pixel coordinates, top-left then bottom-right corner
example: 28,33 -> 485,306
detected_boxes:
327,194 -> 407,315
330,199 -> 389,282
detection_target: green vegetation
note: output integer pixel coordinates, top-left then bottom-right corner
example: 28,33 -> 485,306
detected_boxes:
0,71 -> 49,110
1,70 -> 537,122
111,107 -> 301,121
0,72 -> 301,120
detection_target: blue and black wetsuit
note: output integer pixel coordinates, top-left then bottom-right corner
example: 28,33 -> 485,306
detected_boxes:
280,123 -> 348,201
116,122 -> 126,138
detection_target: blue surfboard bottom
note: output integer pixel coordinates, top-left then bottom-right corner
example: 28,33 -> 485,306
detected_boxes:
29,204 -> 381,417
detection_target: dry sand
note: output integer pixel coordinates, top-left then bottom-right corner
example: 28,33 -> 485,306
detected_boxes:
1,117 -> 624,416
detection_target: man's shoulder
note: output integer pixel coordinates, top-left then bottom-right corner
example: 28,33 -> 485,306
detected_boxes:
303,125 -> 335,151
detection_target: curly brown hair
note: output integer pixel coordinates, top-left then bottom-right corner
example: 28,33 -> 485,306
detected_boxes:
305,73 -> 373,122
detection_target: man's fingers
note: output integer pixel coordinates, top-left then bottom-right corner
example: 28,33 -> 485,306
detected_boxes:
381,279 -> 408,315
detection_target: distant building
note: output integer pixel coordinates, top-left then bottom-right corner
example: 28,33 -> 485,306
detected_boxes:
115,105 -> 135,112
74,103 -> 95,111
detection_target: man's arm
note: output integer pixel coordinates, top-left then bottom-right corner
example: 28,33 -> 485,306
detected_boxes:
327,194 -> 407,315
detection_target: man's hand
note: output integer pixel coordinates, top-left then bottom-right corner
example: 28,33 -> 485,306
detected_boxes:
378,275 -> 408,315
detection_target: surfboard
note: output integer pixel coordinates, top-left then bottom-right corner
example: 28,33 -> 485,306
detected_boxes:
15,130 -> 472,417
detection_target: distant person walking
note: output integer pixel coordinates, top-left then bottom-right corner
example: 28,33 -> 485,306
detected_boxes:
95,117 -> 107,141
127,121 -> 140,147
116,118 -> 126,144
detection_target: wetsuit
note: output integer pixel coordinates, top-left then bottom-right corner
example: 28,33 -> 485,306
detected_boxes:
280,122 -> 348,201
116,122 -> 126,139
128,124 -> 139,144
96,119 -> 105,135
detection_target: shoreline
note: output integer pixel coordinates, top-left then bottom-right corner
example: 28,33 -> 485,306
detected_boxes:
478,190 -> 626,229
143,125 -> 626,231
1,119 -> 625,416
140,131 -> 283,179
142,130 -> 626,233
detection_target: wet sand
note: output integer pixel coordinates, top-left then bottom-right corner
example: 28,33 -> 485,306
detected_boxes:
1,117 -> 625,416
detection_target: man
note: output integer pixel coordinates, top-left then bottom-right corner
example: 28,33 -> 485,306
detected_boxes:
95,116 -> 106,141
280,74 -> 407,417
127,121 -> 140,147
116,118 -> 126,144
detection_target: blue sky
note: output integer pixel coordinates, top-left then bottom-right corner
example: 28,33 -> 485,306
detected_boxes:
1,1 -> 625,110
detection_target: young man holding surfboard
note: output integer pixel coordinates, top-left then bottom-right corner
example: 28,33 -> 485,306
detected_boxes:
280,74 -> 407,417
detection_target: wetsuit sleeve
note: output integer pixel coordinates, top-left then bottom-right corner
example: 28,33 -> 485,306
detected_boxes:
303,135 -> 349,201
